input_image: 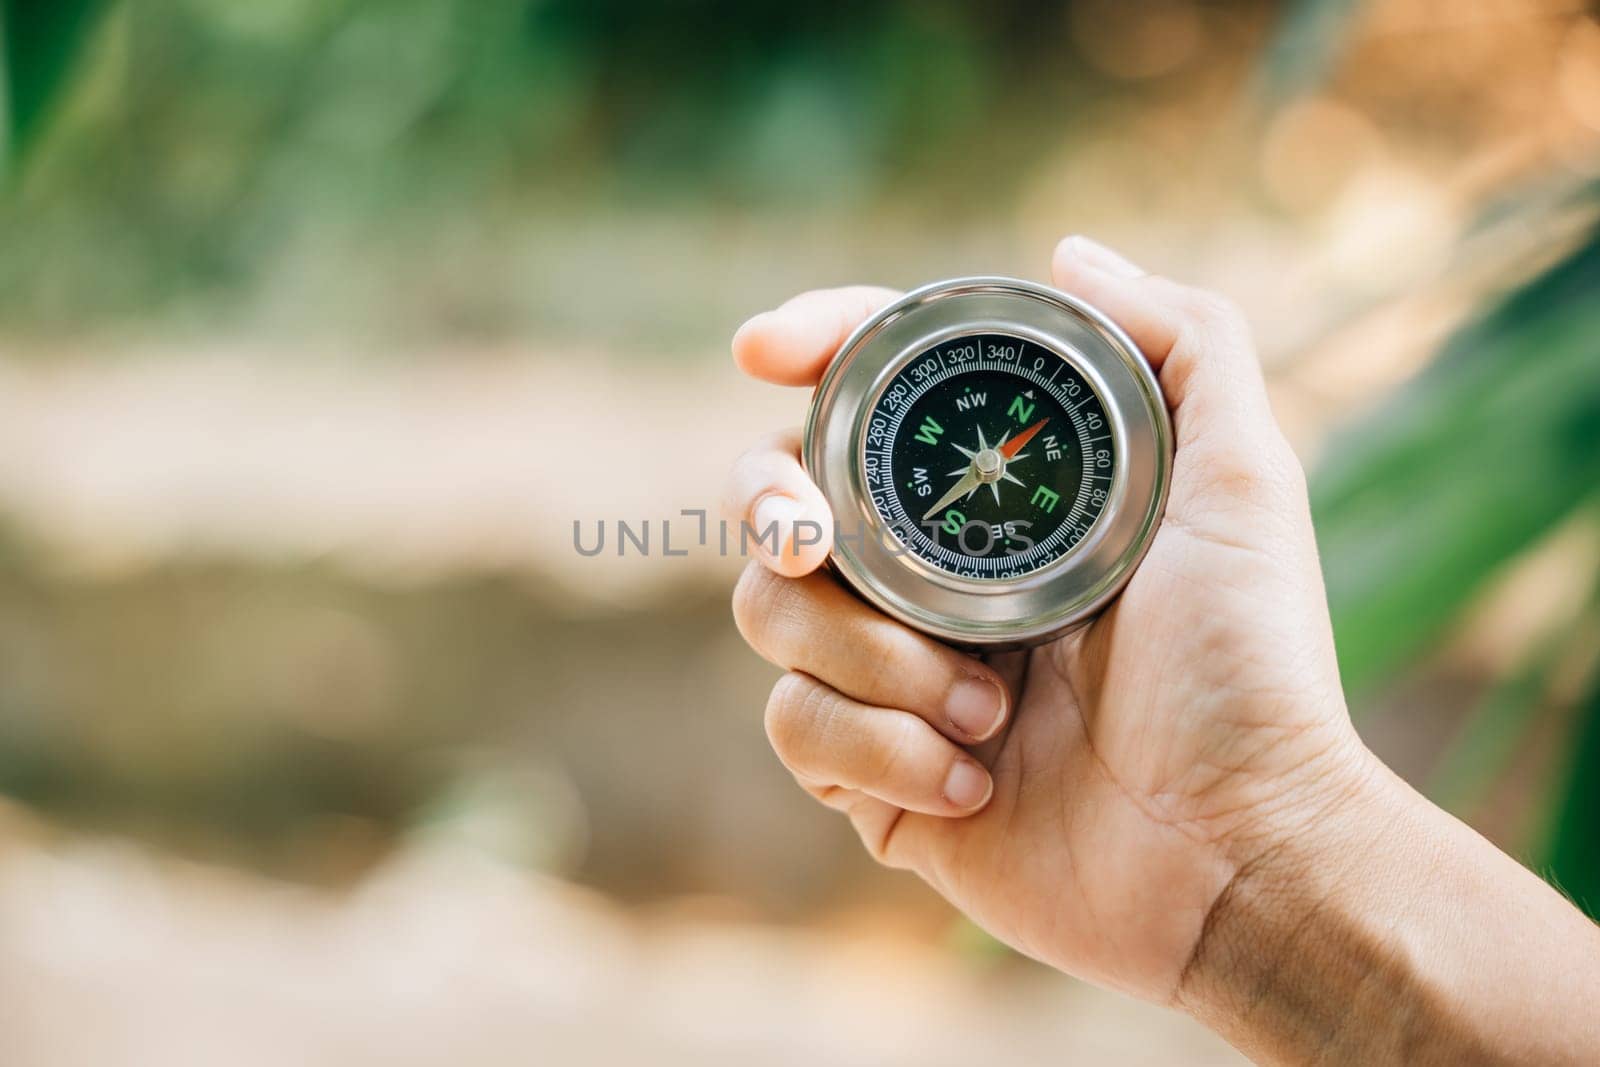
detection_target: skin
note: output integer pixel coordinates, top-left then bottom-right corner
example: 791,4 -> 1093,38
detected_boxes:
724,237 -> 1600,1063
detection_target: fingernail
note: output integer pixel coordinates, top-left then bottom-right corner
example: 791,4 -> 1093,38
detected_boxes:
943,759 -> 993,812
1064,235 -> 1144,280
752,493 -> 803,558
946,676 -> 1006,741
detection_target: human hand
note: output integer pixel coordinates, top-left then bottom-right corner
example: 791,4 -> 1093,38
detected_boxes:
724,238 -> 1374,1004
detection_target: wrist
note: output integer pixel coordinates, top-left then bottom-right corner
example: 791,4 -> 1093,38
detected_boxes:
1174,740 -> 1431,1063
1176,739 -> 1600,1066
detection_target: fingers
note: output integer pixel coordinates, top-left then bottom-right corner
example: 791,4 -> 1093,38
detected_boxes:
793,782 -> 913,867
1050,236 -> 1266,417
733,563 -> 1010,744
732,286 -> 902,386
1049,236 -> 1304,512
722,429 -> 834,577
1049,236 -> 1185,362
823,790 -> 914,868
725,285 -> 900,571
765,672 -> 994,817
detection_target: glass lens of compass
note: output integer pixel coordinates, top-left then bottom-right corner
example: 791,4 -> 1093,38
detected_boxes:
863,333 -> 1115,580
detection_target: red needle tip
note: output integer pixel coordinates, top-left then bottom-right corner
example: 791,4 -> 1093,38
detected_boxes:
999,418 -> 1049,459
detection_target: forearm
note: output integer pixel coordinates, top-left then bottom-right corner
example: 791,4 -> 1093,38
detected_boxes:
1177,757 -> 1600,1066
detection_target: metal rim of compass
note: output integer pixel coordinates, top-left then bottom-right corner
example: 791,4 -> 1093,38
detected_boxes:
802,276 -> 1173,650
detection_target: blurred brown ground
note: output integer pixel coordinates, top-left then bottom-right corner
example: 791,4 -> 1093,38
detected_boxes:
0,803 -> 1247,1066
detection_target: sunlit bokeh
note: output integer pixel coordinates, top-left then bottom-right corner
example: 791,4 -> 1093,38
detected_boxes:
0,0 -> 1596,1062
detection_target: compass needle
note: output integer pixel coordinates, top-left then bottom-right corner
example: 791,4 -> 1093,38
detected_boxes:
922,468 -> 981,522
999,417 -> 1050,460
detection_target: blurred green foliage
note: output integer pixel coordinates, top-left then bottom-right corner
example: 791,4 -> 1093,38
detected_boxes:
1314,223 -> 1600,911
1316,222 -> 1600,693
0,0 -> 1101,338
1550,659 -> 1600,915
0,0 -> 108,166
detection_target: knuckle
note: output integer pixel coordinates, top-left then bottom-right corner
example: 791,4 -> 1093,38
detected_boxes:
1201,433 -> 1304,511
732,566 -> 815,661
730,440 -> 766,471
1174,296 -> 1256,373
1206,440 -> 1280,499
1183,290 -> 1248,336
731,562 -> 776,645
764,672 -> 821,763
863,712 -> 923,787
848,614 -> 925,695
856,808 -> 906,867
720,446 -> 765,519
720,430 -> 800,519
859,828 -> 894,865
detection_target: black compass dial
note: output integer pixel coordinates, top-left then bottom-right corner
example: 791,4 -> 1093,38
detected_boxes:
862,333 -> 1116,580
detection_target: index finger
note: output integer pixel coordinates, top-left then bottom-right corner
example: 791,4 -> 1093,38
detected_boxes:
732,286 -> 902,386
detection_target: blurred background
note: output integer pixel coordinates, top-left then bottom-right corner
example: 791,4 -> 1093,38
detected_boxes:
0,0 -> 1596,1063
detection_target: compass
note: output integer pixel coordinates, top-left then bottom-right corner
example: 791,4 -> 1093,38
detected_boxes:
803,277 -> 1172,648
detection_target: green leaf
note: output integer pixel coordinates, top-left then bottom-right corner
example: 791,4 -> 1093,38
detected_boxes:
1546,658 -> 1600,919
1425,603 -> 1591,815
0,0 -> 111,172
1251,0 -> 1367,107
1313,224 -> 1600,695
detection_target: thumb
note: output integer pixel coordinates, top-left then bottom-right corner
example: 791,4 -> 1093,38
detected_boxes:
1049,236 -> 1304,520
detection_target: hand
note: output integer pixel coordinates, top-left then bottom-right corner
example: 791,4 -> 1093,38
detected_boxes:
723,237 -> 1373,1003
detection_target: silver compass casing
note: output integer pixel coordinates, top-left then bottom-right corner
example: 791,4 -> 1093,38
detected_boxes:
802,277 -> 1172,649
